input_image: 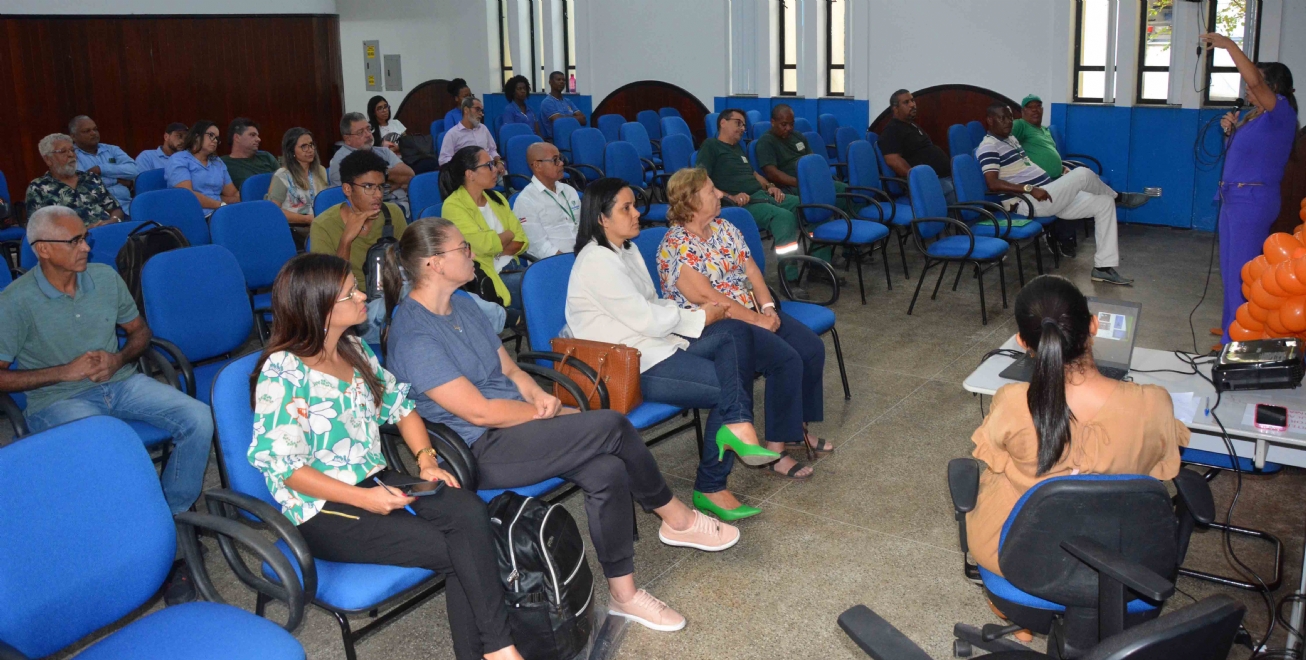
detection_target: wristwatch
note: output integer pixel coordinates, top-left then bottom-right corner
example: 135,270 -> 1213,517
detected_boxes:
1022,184 -> 1034,193
415,447 -> 438,464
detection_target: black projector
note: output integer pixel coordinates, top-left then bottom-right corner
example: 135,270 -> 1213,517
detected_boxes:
1212,337 -> 1306,393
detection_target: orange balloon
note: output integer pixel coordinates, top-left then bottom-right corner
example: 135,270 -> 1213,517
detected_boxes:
1268,308 -> 1290,335
1300,207 -> 1306,222
1265,233 -> 1304,265
1248,255 -> 1272,284
1294,248 -> 1306,260
1281,298 -> 1306,333
1229,320 -> 1259,341
1249,302 -> 1270,323
1278,262 -> 1306,295
1237,303 -> 1266,330
1263,267 -> 1290,298
1252,279 -> 1285,310
1295,226 -> 1306,244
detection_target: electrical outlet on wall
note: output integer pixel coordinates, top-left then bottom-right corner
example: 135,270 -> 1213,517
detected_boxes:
1144,187 -> 1162,197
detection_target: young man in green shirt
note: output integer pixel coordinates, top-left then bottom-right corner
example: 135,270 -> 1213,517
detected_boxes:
220,117 -> 280,193
695,108 -> 802,280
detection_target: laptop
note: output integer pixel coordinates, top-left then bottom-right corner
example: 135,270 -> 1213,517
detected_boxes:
998,297 -> 1142,382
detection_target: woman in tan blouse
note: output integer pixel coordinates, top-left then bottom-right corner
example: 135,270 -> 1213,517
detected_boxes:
967,275 -> 1189,576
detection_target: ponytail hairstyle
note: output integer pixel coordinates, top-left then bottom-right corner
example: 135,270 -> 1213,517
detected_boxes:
251,254 -> 385,408
380,217 -> 461,322
1014,275 -> 1093,475
445,146 -> 506,206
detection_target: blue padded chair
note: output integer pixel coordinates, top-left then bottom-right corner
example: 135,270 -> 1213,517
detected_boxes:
966,120 -> 986,150
747,139 -> 762,175
704,112 -> 720,140
209,201 -> 298,339
498,122 -> 534,150
568,127 -> 608,185
519,253 -> 704,443
552,116 -> 582,161
207,353 -> 456,660
834,126 -> 861,175
658,107 -> 682,119
408,172 -> 443,223
429,119 -> 444,140
723,207 -> 851,399
751,120 -> 771,142
745,109 -> 763,127
951,154 -> 1046,285
804,130 -> 841,179
419,202 -> 444,219
847,140 -> 912,278
906,164 -> 1008,324
606,141 -> 668,223
0,169 -> 19,268
818,114 -> 840,159
435,129 -> 446,158
313,185 -> 347,216
658,133 -> 695,176
636,109 -> 663,146
131,188 -> 211,245
948,123 -> 975,159
142,245 -> 254,403
0,416 -> 305,660
240,172 -> 274,203
17,236 -> 33,271
506,133 -> 544,192
596,114 -> 625,143
660,116 -> 692,143
87,219 -> 152,270
631,227 -> 669,296
795,154 -> 891,304
1049,124 -> 1109,184
134,168 -> 169,196
794,117 -> 814,134
619,122 -> 663,172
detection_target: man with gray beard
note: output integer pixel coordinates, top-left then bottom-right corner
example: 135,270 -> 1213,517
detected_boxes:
25,133 -> 124,227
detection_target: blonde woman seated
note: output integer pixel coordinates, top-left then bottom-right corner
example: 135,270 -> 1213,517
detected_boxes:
967,275 -> 1190,576
658,168 -> 832,480
564,177 -> 780,522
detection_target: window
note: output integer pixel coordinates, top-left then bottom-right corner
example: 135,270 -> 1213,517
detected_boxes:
1136,0 -> 1173,103
1072,0 -> 1113,102
530,0 -> 544,90
1204,0 -> 1259,105
563,0 -> 576,92
826,0 -> 845,96
778,0 -> 797,96
498,0 -> 514,85
497,0 -> 542,89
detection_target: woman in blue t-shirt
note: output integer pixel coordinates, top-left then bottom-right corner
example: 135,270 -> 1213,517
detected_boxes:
165,119 -> 239,216
500,75 -> 539,136
1199,32 -> 1298,345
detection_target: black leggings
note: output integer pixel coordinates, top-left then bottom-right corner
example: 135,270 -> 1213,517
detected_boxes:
296,470 -> 513,660
471,409 -> 675,579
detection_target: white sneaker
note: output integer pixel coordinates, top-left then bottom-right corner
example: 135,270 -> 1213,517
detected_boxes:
608,589 -> 686,632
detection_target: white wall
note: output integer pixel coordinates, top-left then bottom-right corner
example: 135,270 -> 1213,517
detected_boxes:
1277,0 -> 1306,90
0,0 -> 334,13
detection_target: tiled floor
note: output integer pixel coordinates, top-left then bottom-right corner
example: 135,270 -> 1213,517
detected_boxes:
40,223 -> 1306,659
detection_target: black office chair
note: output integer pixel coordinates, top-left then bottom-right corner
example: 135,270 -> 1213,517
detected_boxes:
944,458 -> 1215,658
838,593 -> 1245,660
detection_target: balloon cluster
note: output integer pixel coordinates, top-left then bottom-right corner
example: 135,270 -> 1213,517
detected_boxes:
1228,203 -> 1306,341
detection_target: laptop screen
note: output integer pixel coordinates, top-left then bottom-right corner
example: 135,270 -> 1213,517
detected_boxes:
1088,297 -> 1141,370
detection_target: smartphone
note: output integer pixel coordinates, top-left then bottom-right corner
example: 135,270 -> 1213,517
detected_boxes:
1254,404 -> 1289,431
399,480 -> 446,497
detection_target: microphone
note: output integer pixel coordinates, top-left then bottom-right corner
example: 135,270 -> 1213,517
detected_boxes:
1234,97 -> 1246,109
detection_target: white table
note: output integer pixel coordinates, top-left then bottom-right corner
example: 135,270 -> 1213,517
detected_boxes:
964,336 -> 1306,651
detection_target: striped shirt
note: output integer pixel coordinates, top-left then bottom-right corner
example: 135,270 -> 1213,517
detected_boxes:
976,134 -> 1052,187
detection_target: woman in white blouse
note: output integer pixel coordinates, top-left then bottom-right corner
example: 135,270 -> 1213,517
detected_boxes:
564,177 -> 779,522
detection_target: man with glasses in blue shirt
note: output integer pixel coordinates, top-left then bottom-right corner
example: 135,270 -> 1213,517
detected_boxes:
329,112 -> 414,215
70,115 -> 139,216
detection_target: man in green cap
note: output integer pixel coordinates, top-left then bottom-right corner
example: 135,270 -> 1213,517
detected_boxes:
1010,95 -> 1065,179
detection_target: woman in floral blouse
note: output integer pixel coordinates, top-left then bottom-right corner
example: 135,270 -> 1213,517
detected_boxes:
248,253 -> 524,660
658,168 -> 832,480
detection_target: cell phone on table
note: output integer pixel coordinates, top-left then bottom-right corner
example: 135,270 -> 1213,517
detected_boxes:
1254,404 -> 1289,431
398,480 -> 446,497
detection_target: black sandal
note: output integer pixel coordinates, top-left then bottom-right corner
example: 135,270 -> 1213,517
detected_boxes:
802,435 -> 836,460
757,457 -> 812,480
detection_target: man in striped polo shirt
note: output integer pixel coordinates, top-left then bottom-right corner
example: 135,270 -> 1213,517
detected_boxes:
976,103 -> 1147,286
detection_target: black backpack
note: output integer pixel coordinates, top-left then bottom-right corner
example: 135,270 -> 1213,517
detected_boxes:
488,492 -> 594,660
364,204 -> 397,302
116,221 -> 189,313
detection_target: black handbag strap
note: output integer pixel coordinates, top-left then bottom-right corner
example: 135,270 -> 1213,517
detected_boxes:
380,204 -> 393,239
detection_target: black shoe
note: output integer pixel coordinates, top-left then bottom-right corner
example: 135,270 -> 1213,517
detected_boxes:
1059,240 -> 1077,259
806,266 -> 848,287
164,561 -> 197,605
1091,267 -> 1134,286
1042,234 -> 1063,258
1115,192 -> 1150,209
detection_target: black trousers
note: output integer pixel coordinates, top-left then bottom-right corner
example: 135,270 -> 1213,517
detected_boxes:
296,470 -> 514,660
472,409 -> 675,579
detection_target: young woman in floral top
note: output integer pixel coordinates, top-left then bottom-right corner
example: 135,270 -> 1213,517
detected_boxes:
658,168 -> 833,480
248,253 -> 524,660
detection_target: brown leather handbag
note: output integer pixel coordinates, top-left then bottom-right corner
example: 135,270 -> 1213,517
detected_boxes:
549,338 -> 642,413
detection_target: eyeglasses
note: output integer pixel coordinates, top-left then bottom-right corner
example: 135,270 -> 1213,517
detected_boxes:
297,142 -> 316,150
432,242 -> 472,257
470,161 -> 497,172
347,182 -> 385,195
348,129 -> 373,138
336,285 -> 363,303
48,147 -> 76,157
375,104 -> 390,111
533,156 -> 564,166
724,118 -> 746,126
33,233 -> 92,248
204,132 -> 220,140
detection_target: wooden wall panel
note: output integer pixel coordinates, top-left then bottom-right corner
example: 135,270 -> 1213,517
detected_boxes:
394,79 -> 456,137
593,81 -> 710,147
869,84 -> 1019,155
1272,132 -> 1306,235
0,14 -> 343,203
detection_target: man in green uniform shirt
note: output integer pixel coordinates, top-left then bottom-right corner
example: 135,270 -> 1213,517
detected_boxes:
1009,95 -> 1065,179
220,117 -> 280,193
696,108 -> 801,281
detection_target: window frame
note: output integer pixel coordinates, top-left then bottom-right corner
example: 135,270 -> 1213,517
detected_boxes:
498,0 -> 513,85
1135,0 -> 1172,105
1072,0 -> 1107,103
778,0 -> 797,96
825,0 -> 845,96
1202,0 -> 1259,107
563,0 -> 576,92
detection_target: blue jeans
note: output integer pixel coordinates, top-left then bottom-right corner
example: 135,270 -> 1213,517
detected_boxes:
500,269 -> 525,311
640,321 -> 754,493
742,309 -> 826,443
26,374 -> 213,514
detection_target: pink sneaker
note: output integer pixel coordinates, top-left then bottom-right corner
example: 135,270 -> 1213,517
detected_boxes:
608,589 -> 686,631
658,510 -> 740,552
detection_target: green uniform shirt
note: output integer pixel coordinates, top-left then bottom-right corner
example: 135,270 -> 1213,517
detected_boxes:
309,202 -> 409,286
1011,120 -> 1063,180
221,151 -> 281,192
0,264 -> 138,414
695,138 -> 763,195
754,130 -> 813,180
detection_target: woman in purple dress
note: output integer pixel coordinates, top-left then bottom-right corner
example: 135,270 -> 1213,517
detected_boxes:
1200,32 -> 1298,345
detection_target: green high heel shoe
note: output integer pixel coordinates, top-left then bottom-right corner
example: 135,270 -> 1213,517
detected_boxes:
716,426 -> 781,466
693,490 -> 761,521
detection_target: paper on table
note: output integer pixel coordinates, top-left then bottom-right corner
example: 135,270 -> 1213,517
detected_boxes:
1170,392 -> 1199,424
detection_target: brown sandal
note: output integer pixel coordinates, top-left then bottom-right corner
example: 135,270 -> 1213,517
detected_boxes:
756,457 -> 812,480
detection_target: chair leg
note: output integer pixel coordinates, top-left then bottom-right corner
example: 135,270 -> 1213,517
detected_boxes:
1013,243 -> 1026,286
333,611 -> 358,660
908,260 -> 934,315
976,263 -> 989,325
998,259 -> 1008,309
830,326 -> 851,400
255,591 -> 269,617
931,262 -> 949,300
897,230 -> 911,279
951,260 -> 965,291
1033,236 -> 1045,275
881,240 -> 893,290
855,258 -> 866,304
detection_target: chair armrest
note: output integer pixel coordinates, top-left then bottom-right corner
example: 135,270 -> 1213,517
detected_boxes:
909,216 -> 976,257
175,509 -> 307,632
1173,467 -> 1215,525
424,419 -> 479,492
880,175 -> 909,197
639,158 -> 659,174
515,363 -> 591,411
562,166 -> 588,189
0,392 -> 29,438
201,488 -> 318,612
777,255 -> 840,306
1060,536 -> 1175,602
570,164 -> 605,184
949,203 -> 1014,238
0,640 -> 29,660
836,191 -> 886,223
796,202 -> 855,243
846,185 -> 897,223
138,343 -> 183,392
948,458 -> 980,514
998,192 -> 1041,218
149,337 -> 195,398
518,351 -> 609,410
504,173 -> 533,194
837,605 -> 935,660
1062,153 -> 1103,173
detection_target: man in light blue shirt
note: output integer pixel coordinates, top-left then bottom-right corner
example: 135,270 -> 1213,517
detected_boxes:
71,115 -> 139,215
539,70 -> 587,141
135,122 -> 188,172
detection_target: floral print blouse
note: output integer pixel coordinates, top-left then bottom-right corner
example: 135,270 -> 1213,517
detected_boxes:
657,218 -> 757,311
269,167 -> 325,216
248,340 -> 414,525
